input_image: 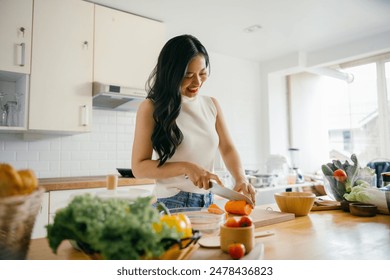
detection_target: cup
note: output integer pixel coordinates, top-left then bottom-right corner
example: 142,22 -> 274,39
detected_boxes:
382,172 -> 390,189
106,174 -> 118,190
220,224 -> 254,253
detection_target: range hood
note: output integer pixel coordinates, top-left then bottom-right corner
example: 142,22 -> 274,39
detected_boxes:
92,82 -> 146,111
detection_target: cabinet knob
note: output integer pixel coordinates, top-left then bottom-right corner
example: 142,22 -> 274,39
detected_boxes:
83,41 -> 89,49
19,27 -> 25,37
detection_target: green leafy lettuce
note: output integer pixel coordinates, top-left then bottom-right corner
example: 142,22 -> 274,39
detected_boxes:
46,194 -> 180,260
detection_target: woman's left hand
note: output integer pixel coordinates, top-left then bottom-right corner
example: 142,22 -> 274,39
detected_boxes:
233,180 -> 256,204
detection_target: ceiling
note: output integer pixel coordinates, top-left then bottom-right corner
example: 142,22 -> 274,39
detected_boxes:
88,0 -> 390,62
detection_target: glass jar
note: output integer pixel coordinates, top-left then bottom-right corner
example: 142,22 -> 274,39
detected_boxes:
5,101 -> 18,127
0,92 -> 7,126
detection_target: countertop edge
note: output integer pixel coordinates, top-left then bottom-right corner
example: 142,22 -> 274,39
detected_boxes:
39,176 -> 155,192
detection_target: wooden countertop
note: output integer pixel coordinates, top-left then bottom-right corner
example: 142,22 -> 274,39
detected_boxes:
27,206 -> 390,260
39,176 -> 155,192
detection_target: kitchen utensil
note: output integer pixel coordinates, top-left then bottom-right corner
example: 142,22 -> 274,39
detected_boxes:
198,230 -> 274,248
288,148 -> 305,183
244,208 -> 295,227
274,192 -> 316,216
209,182 -> 254,206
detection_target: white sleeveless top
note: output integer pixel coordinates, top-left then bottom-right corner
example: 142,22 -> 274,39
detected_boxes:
154,95 -> 219,198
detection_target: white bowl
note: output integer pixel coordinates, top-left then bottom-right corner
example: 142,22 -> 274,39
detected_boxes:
169,207 -> 225,236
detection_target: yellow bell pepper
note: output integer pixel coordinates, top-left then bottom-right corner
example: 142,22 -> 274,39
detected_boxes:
159,213 -> 192,238
154,202 -> 192,238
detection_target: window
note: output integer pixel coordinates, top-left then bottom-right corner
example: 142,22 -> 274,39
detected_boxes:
288,53 -> 390,169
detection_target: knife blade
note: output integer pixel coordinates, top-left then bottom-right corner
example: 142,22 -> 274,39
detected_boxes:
209,182 -> 254,206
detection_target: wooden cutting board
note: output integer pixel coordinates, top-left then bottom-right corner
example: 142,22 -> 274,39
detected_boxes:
231,208 -> 295,227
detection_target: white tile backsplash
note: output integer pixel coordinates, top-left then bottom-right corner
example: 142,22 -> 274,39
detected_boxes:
0,109 -> 136,178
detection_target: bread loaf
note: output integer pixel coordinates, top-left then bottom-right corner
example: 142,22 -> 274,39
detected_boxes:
0,163 -> 38,197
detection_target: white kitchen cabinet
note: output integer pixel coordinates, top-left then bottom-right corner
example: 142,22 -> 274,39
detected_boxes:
31,192 -> 49,239
28,0 -> 94,133
0,0 -> 33,74
94,5 -> 165,89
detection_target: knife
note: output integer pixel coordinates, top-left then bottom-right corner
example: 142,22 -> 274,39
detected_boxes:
209,182 -> 255,207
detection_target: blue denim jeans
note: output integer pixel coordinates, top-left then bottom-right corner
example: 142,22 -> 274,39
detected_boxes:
156,191 -> 214,209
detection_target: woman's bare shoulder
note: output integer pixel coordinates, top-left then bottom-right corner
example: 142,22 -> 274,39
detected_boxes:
138,98 -> 154,113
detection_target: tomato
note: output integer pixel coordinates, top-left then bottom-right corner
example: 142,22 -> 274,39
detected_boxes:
333,169 -> 347,183
228,243 -> 246,259
238,216 -> 252,227
225,217 -> 240,227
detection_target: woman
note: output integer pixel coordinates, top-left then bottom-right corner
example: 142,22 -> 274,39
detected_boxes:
131,34 -> 256,209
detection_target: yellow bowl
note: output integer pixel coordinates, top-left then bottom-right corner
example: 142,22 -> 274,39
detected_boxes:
274,192 -> 316,216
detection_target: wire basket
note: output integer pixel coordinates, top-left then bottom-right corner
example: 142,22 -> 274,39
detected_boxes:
0,187 -> 45,260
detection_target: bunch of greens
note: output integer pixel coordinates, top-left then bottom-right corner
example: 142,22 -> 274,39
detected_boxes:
344,182 -> 390,214
321,154 -> 375,201
46,194 -> 181,260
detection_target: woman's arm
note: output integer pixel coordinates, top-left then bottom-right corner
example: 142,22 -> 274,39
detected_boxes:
212,97 -> 256,203
131,99 -> 222,189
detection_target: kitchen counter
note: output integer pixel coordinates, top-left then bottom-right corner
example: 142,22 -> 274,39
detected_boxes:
27,206 -> 390,260
39,176 -> 155,192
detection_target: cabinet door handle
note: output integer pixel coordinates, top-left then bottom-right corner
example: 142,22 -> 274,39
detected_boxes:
16,43 -> 26,66
80,105 -> 89,126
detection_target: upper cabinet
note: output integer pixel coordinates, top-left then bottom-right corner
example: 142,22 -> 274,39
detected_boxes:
0,0 -> 33,74
94,5 -> 166,89
28,0 -> 94,132
1,1 -> 165,134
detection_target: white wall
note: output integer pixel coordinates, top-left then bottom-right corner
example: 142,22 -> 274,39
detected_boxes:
203,51 -> 262,171
0,52 -> 262,178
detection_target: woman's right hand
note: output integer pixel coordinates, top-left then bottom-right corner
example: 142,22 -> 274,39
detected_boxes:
184,163 -> 223,190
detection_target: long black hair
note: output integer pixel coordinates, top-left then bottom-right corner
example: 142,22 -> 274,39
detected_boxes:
146,34 -> 210,166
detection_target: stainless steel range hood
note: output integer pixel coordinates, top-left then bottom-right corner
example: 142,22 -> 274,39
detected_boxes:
92,82 -> 146,111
